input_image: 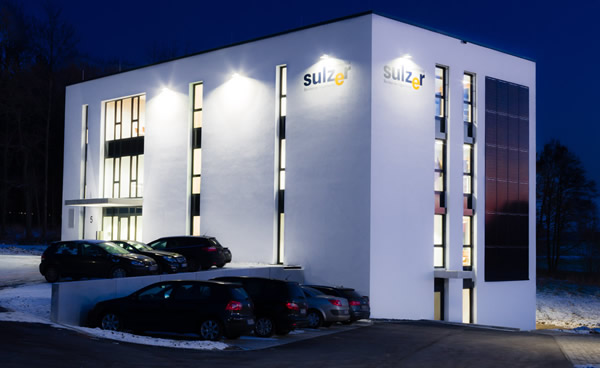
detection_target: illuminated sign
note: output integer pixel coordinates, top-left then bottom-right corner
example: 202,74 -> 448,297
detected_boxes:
304,65 -> 351,89
383,65 -> 425,90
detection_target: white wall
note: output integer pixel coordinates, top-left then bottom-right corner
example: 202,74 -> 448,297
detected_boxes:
370,15 -> 536,329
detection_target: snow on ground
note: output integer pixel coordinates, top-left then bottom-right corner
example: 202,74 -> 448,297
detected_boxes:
536,277 -> 600,330
0,244 -> 46,255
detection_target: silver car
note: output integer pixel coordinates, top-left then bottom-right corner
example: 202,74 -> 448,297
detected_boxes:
301,286 -> 351,328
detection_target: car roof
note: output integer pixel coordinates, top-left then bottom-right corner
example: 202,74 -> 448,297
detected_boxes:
305,285 -> 355,291
214,276 -> 295,284
51,239 -> 112,245
153,236 -> 215,240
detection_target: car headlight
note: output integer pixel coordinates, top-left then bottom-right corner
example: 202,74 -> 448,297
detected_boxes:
130,260 -> 144,266
162,256 -> 176,263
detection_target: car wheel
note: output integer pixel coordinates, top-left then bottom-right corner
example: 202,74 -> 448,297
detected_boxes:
44,266 -> 59,283
187,259 -> 199,272
307,309 -> 323,329
254,317 -> 274,337
199,319 -> 222,341
100,312 -> 122,331
110,267 -> 127,278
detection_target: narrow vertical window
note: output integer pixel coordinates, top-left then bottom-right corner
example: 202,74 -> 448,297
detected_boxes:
463,279 -> 474,323
434,65 -> 447,269
190,82 -> 203,235
81,105 -> 89,238
276,65 -> 287,264
463,73 -> 475,270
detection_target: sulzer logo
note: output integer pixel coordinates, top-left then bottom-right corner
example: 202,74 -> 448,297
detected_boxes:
383,65 -> 425,90
304,65 -> 351,87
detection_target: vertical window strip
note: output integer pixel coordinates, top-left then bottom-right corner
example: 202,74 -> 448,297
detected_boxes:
277,65 -> 287,264
190,82 -> 203,235
463,73 -> 475,270
434,65 -> 447,269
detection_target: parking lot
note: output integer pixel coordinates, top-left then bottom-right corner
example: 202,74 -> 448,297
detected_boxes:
0,319 -> 577,368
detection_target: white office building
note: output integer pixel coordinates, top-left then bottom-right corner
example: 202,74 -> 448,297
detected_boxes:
62,12 -> 536,329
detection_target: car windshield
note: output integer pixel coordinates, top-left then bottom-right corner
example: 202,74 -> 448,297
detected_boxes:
129,241 -> 152,252
98,242 -> 131,255
231,287 -> 250,301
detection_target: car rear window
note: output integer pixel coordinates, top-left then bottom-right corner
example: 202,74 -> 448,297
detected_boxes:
341,289 -> 363,299
231,287 -> 250,301
287,283 -> 306,300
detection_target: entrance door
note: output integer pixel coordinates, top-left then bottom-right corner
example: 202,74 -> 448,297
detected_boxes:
102,207 -> 142,241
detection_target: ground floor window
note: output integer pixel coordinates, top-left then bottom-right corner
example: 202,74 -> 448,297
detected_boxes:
434,278 -> 445,320
463,279 -> 474,323
101,207 -> 142,241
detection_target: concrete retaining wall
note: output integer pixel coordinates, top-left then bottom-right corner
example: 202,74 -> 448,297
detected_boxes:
50,266 -> 304,326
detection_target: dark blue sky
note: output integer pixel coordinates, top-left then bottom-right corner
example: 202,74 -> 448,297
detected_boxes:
32,0 -> 600,189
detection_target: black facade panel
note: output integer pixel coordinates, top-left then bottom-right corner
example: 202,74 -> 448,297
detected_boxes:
106,137 -> 144,158
191,194 -> 201,215
484,77 -> 529,282
193,128 -> 202,148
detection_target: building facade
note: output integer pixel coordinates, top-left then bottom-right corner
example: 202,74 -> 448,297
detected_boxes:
62,13 -> 536,329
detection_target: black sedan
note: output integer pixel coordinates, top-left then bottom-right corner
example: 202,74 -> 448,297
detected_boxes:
112,240 -> 187,274
88,280 -> 255,340
39,240 -> 158,282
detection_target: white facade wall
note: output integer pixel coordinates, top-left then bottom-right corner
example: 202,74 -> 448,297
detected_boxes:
62,13 -> 535,329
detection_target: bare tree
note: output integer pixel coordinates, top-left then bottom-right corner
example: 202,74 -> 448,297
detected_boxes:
537,140 -> 599,274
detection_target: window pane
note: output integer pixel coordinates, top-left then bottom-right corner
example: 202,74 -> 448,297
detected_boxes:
280,97 -> 287,117
120,156 -> 130,198
434,214 -> 443,245
463,145 -> 472,173
280,139 -> 286,169
122,98 -> 132,139
434,172 -> 444,192
193,148 -> 202,175
104,158 -> 114,198
139,95 -> 146,136
131,156 -> 137,180
193,216 -> 200,236
116,100 -> 122,123
281,67 -> 287,95
137,155 -> 144,197
103,216 -> 112,240
136,215 -> 143,241
463,216 -> 471,245
435,97 -> 442,117
193,110 -> 203,128
192,176 -> 201,194
463,74 -> 472,102
129,216 -> 136,241
463,176 -> 472,194
112,216 -> 118,241
462,288 -> 471,323
279,170 -> 285,190
463,104 -> 472,123
434,247 -> 444,267
279,213 -> 285,262
105,101 -> 115,141
434,291 -> 442,320
133,96 -> 139,121
463,247 -> 472,267
435,141 -> 444,170
194,83 -> 203,110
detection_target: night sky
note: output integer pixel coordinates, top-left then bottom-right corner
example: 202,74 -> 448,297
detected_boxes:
29,0 -> 600,190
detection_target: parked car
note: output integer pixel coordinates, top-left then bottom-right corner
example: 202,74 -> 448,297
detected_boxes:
301,286 -> 350,328
147,236 -> 231,271
212,276 -> 308,337
88,280 -> 255,340
304,285 -> 370,323
112,240 -> 188,274
39,240 -> 158,282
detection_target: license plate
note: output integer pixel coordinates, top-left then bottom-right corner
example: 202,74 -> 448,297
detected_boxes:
149,265 -> 158,271
361,305 -> 368,311
247,319 -> 254,325
300,309 -> 306,315
182,263 -> 188,268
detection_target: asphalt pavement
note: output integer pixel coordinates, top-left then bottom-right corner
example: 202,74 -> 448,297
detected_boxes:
0,319 -> 575,368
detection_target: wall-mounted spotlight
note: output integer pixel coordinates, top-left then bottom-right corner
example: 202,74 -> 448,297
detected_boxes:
231,73 -> 241,79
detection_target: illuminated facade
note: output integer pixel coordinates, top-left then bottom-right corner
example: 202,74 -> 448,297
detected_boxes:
62,12 -> 536,329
